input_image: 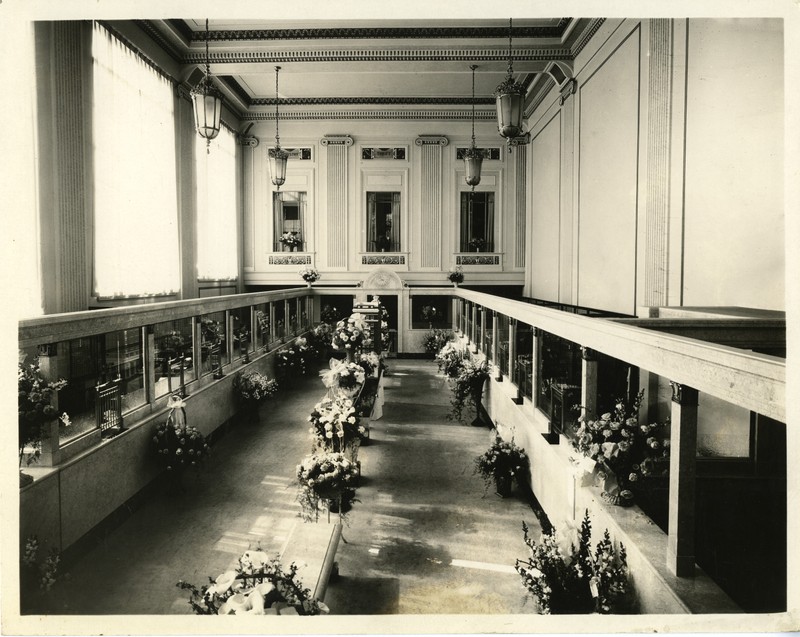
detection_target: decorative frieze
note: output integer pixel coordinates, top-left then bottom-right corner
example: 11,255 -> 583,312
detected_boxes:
455,147 -> 500,160
456,254 -> 501,266
268,254 -> 312,266
361,255 -> 406,265
362,147 -> 406,160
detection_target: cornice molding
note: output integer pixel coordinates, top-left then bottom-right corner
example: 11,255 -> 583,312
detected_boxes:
571,18 -> 606,58
251,96 -> 497,106
245,109 -> 496,122
135,20 -> 183,63
183,47 -> 573,65
184,22 -> 572,42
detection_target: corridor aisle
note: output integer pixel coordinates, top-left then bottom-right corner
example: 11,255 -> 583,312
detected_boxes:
41,359 -> 540,615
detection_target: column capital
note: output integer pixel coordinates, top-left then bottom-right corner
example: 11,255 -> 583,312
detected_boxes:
670,381 -> 699,406
321,135 -> 354,147
238,135 -> 259,148
580,346 -> 597,361
37,343 -> 58,357
415,135 -> 449,146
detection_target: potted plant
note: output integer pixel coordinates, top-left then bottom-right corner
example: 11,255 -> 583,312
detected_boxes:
515,510 -> 632,614
279,231 -> 302,251
474,432 -> 529,497
447,266 -> 464,287
571,390 -> 670,506
468,237 -> 487,252
424,328 -> 453,358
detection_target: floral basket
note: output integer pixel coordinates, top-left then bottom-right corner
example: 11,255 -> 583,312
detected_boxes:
299,266 -> 320,284
331,313 -> 367,354
447,267 -> 464,284
474,432 -> 529,494
151,397 -> 210,473
177,550 -> 329,615
307,395 -> 366,451
18,359 -> 68,466
233,371 -> 278,403
296,451 -> 359,521
279,231 -> 302,249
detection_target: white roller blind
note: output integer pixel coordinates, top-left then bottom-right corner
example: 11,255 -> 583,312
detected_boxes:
92,22 -> 180,298
195,126 -> 237,280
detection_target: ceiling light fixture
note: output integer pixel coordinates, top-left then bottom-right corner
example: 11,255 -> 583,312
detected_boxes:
268,66 -> 289,190
191,19 -> 223,153
494,17 -> 526,150
464,64 -> 483,192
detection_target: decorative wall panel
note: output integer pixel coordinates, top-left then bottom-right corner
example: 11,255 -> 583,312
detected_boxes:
416,136 -> 447,268
323,137 -> 352,267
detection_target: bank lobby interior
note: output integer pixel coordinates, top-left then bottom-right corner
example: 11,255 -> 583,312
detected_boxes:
4,10 -> 796,635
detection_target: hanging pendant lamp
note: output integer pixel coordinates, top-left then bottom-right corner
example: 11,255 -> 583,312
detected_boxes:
494,18 -> 526,149
191,19 -> 223,153
268,66 -> 289,190
464,64 -> 483,191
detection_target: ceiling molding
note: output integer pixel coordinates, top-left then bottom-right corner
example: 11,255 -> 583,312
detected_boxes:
184,48 -> 573,65
571,18 -> 606,57
135,20 -> 183,62
183,22 -> 572,42
242,109 -> 498,122
250,96 -> 498,106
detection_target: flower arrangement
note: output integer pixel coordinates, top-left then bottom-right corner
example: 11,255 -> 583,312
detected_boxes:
296,452 -> 359,521
177,550 -> 329,615
474,433 -> 529,492
515,510 -> 631,614
276,342 -> 310,378
307,395 -> 365,450
320,305 -> 341,324
279,231 -> 302,248
572,390 -> 670,505
447,356 -> 489,424
420,305 -> 440,323
447,266 -> 464,284
18,359 -> 68,466
434,339 -> 470,378
21,535 -> 60,593
331,313 -> 367,352
424,328 -> 454,355
151,396 -> 210,473
468,237 -> 487,251
358,351 -> 381,377
233,371 -> 278,403
299,266 -> 320,284
337,361 -> 366,391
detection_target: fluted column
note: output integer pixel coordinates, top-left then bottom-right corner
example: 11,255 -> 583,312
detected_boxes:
239,135 -> 259,274
514,145 -> 527,268
41,22 -> 90,313
321,135 -> 353,268
415,136 -> 448,268
642,19 -> 674,307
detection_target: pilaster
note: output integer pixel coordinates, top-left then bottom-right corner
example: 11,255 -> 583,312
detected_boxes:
415,136 -> 448,268
321,135 -> 353,268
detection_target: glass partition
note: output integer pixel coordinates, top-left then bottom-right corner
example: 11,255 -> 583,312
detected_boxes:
514,322 -> 534,399
200,311 -> 227,376
483,311 -> 494,360
154,318 -> 194,399
464,302 -> 472,342
255,303 -> 271,351
411,296 -> 451,330
232,306 -> 252,360
273,300 -> 286,342
536,330 -> 581,425
288,299 -> 298,336
496,314 -> 510,376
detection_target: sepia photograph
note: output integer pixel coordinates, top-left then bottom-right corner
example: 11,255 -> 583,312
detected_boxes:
1,0 -> 797,634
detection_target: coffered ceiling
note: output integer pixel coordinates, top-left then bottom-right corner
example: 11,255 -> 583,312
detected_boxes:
131,18 -> 605,122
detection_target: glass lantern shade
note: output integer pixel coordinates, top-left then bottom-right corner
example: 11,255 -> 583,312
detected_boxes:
268,147 -> 290,189
464,147 -> 483,188
191,77 -> 222,142
495,89 -> 525,139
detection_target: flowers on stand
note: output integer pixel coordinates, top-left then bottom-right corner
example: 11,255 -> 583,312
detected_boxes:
296,452 -> 359,522
337,362 -> 366,392
474,432 -> 529,494
571,390 -> 670,506
177,550 -> 329,615
424,328 -> 454,356
276,338 -> 312,379
447,266 -> 464,285
233,371 -> 278,403
279,231 -> 302,249
307,395 -> 366,450
331,313 -> 367,353
151,396 -> 210,473
358,351 -> 381,377
516,510 -> 631,614
299,266 -> 320,284
18,359 -> 68,466
434,339 -> 469,377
